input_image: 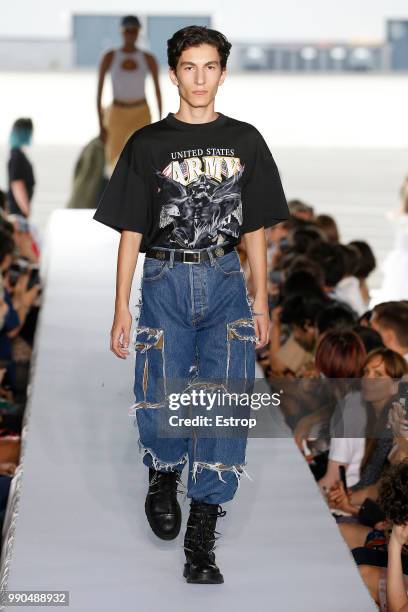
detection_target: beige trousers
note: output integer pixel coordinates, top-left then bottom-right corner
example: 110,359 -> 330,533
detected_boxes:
103,100 -> 151,176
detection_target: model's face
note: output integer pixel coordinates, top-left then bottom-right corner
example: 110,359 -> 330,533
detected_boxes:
122,27 -> 139,45
169,43 -> 226,109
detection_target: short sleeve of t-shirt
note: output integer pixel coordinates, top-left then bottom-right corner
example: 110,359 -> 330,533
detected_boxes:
329,437 -> 366,487
92,135 -> 148,234
240,130 -> 290,234
9,149 -> 27,182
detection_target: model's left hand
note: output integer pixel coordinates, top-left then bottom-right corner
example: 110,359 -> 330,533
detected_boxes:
252,295 -> 270,350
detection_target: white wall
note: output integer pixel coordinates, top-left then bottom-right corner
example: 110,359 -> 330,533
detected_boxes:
1,71 -> 408,147
0,0 -> 408,42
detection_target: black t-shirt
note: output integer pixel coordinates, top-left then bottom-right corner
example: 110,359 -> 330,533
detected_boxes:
7,147 -> 35,217
93,112 -> 290,253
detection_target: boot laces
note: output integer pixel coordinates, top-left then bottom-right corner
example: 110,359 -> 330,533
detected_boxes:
184,503 -> 226,557
149,470 -> 185,496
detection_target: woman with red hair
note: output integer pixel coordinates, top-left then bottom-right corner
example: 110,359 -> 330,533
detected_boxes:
315,328 -> 367,379
316,330 -> 367,495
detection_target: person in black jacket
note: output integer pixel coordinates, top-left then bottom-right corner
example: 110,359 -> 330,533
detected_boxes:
7,118 -> 35,219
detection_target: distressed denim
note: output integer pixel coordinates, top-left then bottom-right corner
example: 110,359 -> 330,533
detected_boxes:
131,244 -> 256,504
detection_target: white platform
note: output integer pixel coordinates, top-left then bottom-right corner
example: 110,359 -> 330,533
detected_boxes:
0,210 -> 376,611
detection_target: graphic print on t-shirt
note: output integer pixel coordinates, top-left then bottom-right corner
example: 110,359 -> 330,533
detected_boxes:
154,147 -> 244,249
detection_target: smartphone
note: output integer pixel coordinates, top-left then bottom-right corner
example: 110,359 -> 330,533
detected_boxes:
27,266 -> 41,290
339,465 -> 348,491
398,380 -> 408,417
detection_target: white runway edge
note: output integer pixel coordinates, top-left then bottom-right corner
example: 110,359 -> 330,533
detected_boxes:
0,210 -> 376,611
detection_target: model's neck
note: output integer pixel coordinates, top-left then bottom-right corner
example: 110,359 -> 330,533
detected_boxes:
174,102 -> 218,125
122,44 -> 137,52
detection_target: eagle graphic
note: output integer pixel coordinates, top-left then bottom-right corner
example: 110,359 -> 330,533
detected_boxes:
154,166 -> 245,249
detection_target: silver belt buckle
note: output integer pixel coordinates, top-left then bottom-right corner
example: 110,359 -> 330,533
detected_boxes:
183,250 -> 200,264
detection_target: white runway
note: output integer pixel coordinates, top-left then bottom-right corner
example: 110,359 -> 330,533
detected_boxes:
0,210 -> 376,610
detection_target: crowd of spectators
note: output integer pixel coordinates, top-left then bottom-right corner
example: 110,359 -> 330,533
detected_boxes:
237,197 -> 408,610
0,198 -> 41,539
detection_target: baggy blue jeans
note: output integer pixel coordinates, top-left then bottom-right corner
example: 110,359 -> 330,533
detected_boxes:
131,244 -> 256,505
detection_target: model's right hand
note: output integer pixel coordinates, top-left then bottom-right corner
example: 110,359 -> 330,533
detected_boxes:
111,307 -> 132,359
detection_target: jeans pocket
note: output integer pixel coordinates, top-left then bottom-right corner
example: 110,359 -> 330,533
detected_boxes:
213,250 -> 242,276
133,326 -> 166,407
226,318 -> 257,394
142,257 -> 168,281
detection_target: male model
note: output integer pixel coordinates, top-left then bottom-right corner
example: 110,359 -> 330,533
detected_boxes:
93,25 -> 290,584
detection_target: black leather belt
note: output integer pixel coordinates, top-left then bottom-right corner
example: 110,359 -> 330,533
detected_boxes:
145,244 -> 236,264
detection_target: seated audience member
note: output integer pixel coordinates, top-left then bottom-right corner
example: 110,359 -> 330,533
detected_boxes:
289,226 -> 324,255
325,350 -> 407,568
324,348 -> 406,499
349,240 -> 377,310
315,331 -> 367,494
0,229 -> 40,393
294,330 -> 366,463
335,244 -> 367,316
370,302 -> 408,361
378,460 -> 408,612
315,302 -> 357,337
284,254 -> 325,287
307,241 -> 347,302
334,349 -> 407,496
359,310 -> 373,327
266,220 -> 291,271
281,269 -> 329,302
287,199 -> 314,221
0,192 -> 15,236
353,325 -> 384,354
269,295 -> 324,377
315,214 -> 340,244
265,270 -> 329,376
346,461 -> 408,610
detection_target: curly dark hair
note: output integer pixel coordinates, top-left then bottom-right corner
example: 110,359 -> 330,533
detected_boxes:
377,459 -> 408,524
167,25 -> 232,70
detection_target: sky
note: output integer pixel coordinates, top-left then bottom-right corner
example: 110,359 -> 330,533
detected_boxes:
1,0 -> 408,42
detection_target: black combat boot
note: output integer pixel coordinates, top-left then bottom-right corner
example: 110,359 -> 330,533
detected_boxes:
145,468 -> 183,540
183,499 -> 227,584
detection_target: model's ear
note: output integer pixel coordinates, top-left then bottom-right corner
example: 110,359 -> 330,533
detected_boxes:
219,68 -> 227,86
168,67 -> 179,87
